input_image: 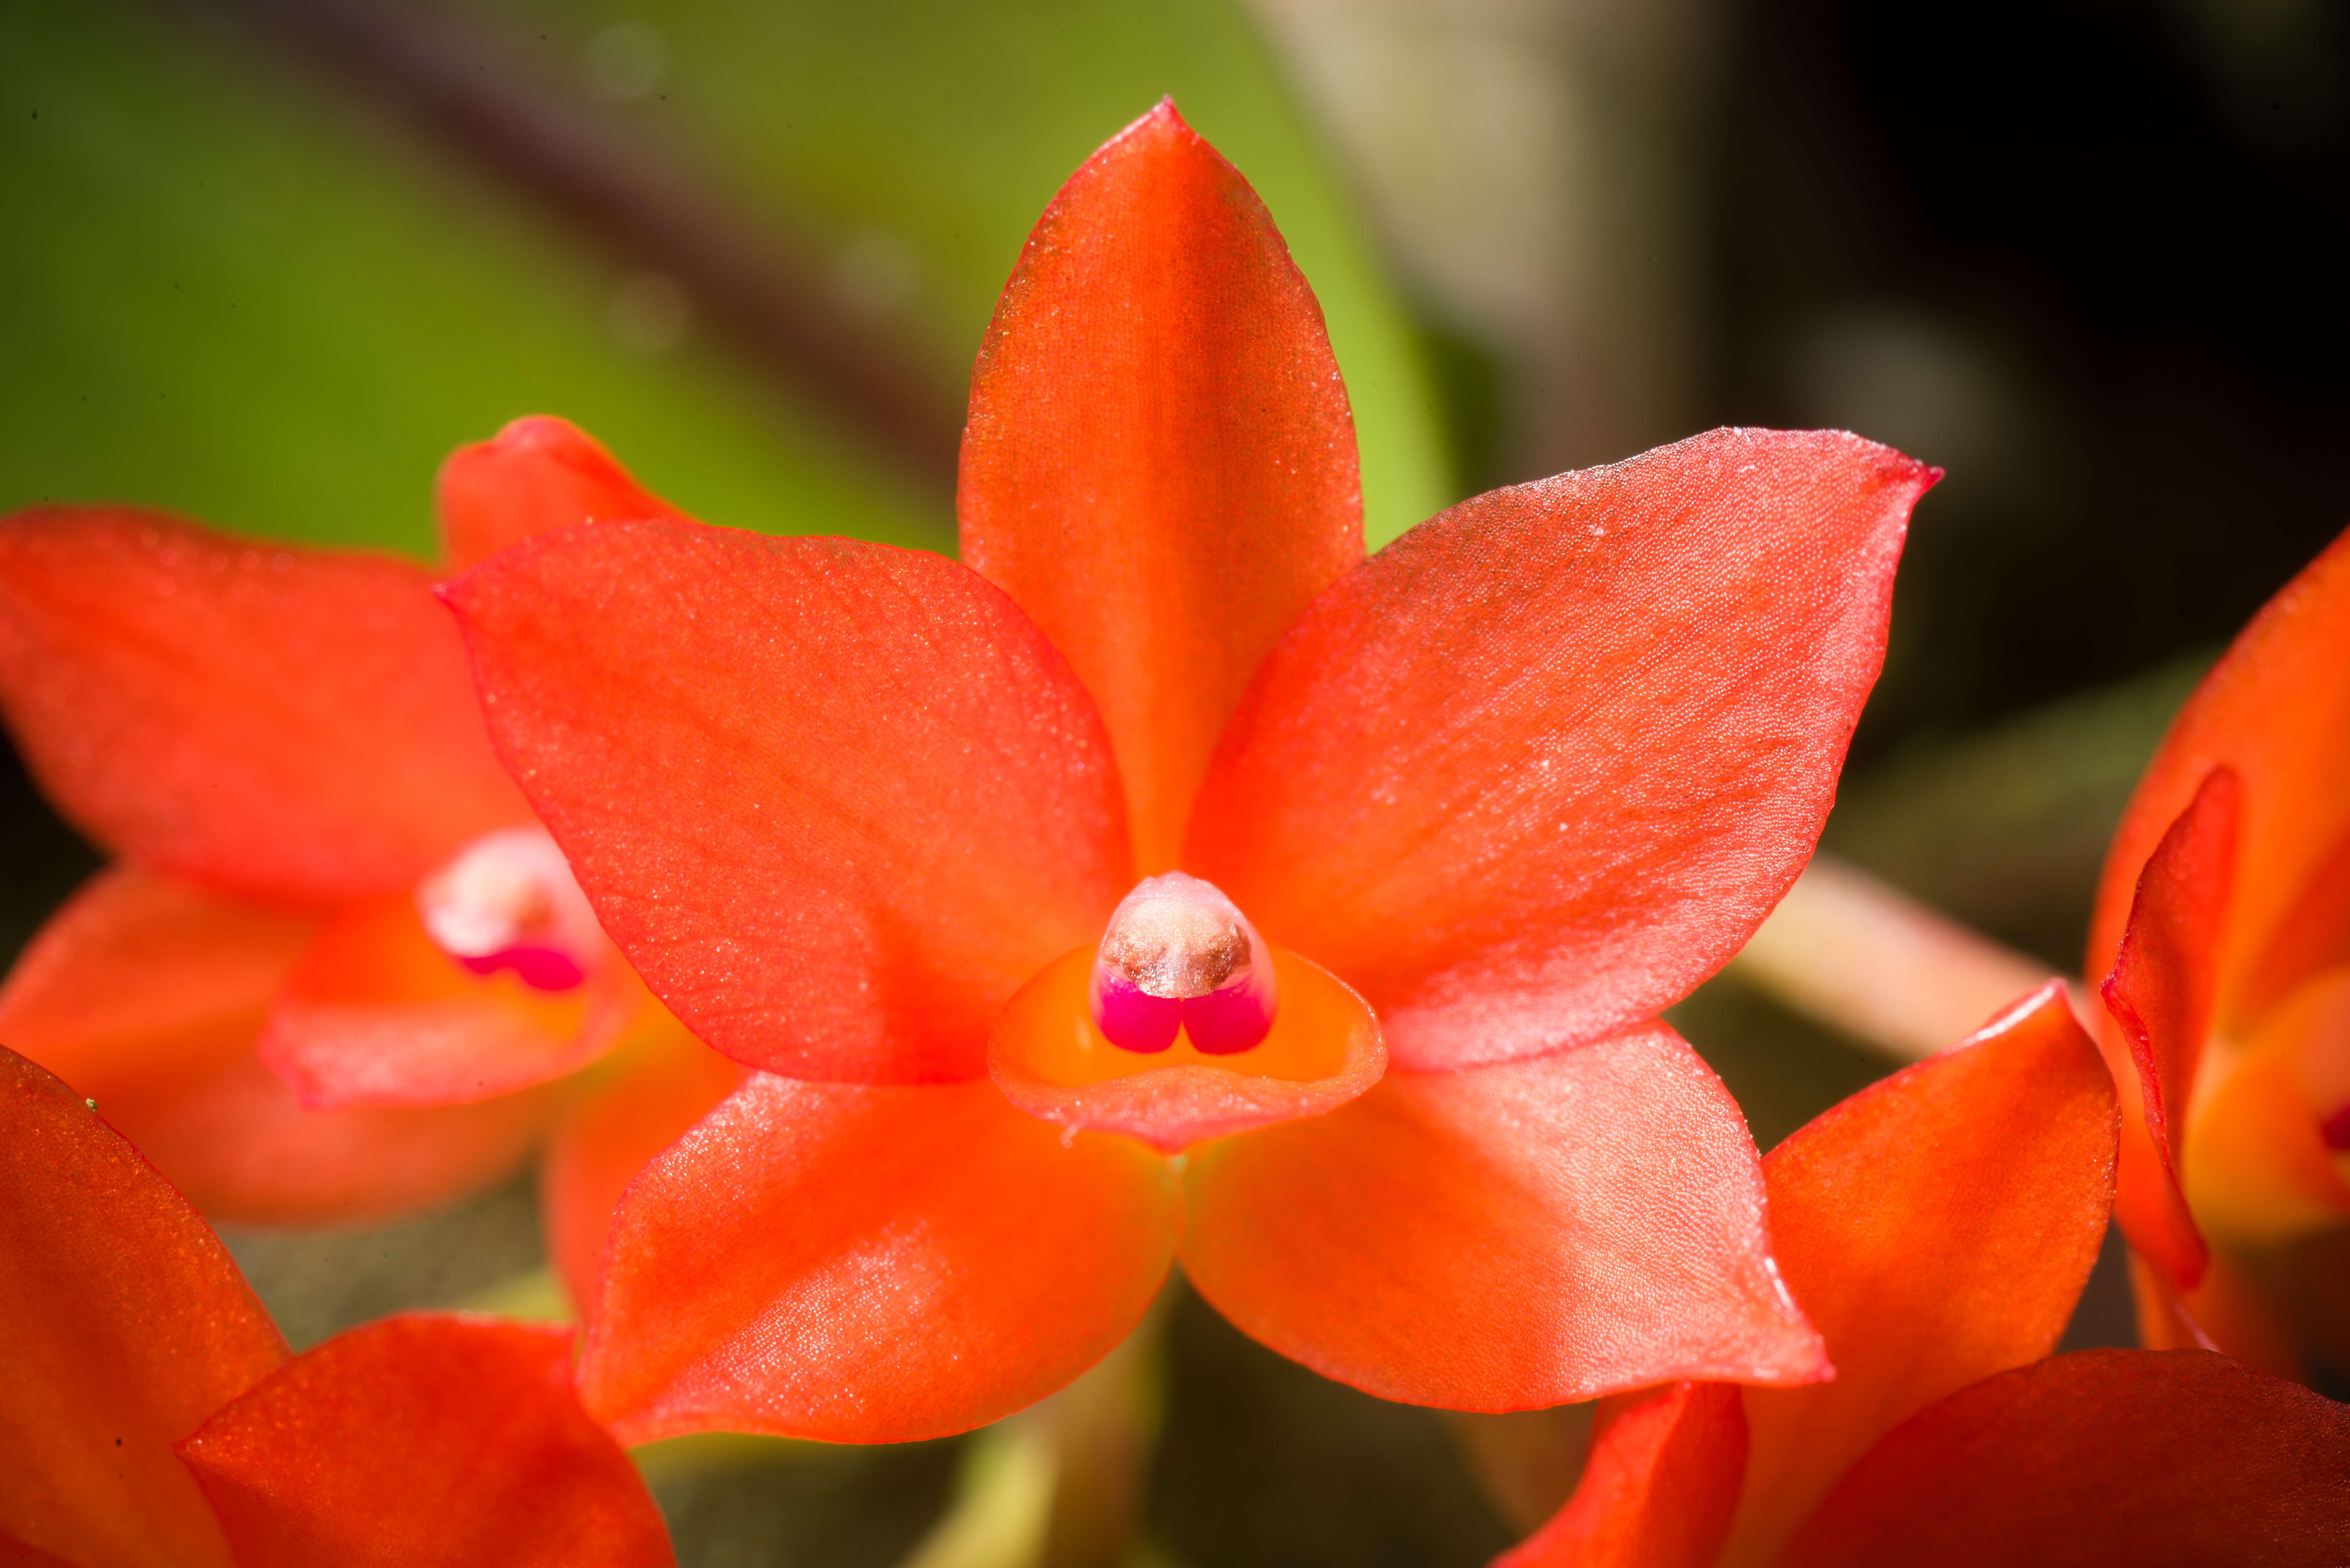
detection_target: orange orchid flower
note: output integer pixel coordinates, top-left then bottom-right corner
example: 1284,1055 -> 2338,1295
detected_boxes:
1495,985 -> 2350,1568
0,1044 -> 672,1568
0,420 -> 741,1252
441,101 -> 1933,1445
2088,523 -> 2350,1383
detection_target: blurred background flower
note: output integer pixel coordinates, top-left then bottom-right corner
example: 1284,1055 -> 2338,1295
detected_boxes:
3,0 -> 2346,1563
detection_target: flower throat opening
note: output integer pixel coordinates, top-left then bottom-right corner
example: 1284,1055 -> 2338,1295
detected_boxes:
415,826 -> 599,993
1088,872 -> 1276,1053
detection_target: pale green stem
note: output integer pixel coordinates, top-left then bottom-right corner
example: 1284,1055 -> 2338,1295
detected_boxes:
896,1294 -> 1171,1568
1729,854 -> 2073,1061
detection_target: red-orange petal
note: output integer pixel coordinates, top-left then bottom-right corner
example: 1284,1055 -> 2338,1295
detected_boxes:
0,1045 -> 287,1568
1779,1350 -> 2350,1568
258,894 -> 635,1108
0,866 -> 317,1097
119,1052 -> 555,1229
445,519 -> 1130,1083
0,868 -> 554,1226
578,1076 -> 1180,1444
1,1532 -> 80,1567
541,1009 -> 747,1324
2182,968 -> 2350,1250
2128,1247 -> 2308,1383
959,100 -> 1362,875
1179,1022 -> 1826,1411
178,1314 -> 672,1568
2099,766 -> 2238,1290
1187,430 -> 1930,1072
0,509 -> 528,907
1492,1382 -> 1747,1568
1720,984 -> 2117,1567
988,944 -> 1383,1152
2088,524 -> 2350,1030
435,416 -> 683,573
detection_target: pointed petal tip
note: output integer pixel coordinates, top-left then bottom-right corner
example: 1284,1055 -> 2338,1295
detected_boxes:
435,416 -> 680,574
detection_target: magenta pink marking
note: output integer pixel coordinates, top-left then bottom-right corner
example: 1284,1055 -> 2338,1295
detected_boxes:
1094,978 -> 1181,1053
1182,985 -> 1273,1054
459,945 -> 586,993
2321,1105 -> 2350,1152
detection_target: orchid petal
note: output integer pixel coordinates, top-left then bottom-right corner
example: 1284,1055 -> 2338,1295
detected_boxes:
1188,429 -> 1929,1071
1778,1350 -> 2350,1568
436,415 -> 682,572
2089,524 -> 2350,1035
0,1045 -> 286,1568
0,867 -> 552,1225
0,867 -> 316,1095
2099,766 -> 2238,1289
541,1010 -> 746,1324
2128,1248 -> 2306,1383
1180,1022 -> 1826,1410
258,894 -> 636,1108
445,519 -> 1130,1083
578,1076 -> 1179,1444
0,509 -> 527,906
959,99 -> 1363,874
0,1532 -> 80,1566
178,1314 -> 672,1567
1720,984 -> 2117,1567
2181,968 -> 2350,1249
1492,1382 -> 1747,1568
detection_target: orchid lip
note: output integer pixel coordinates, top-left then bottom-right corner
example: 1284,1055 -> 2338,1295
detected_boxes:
416,825 -> 601,994
1088,872 -> 1277,1054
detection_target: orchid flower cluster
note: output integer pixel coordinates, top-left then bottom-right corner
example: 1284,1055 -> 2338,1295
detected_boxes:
1,104 -> 2344,1566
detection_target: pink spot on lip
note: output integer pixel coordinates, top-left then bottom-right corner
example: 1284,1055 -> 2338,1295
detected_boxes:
459,945 -> 586,993
1095,978 -> 1181,1052
1087,871 -> 1280,1054
1183,984 -> 1273,1054
2322,1105 -> 2350,1152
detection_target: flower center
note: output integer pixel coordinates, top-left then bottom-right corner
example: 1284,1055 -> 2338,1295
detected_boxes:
415,826 -> 600,993
1088,872 -> 1277,1054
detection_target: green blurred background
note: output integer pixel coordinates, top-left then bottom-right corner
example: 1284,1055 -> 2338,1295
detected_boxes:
4,0 -> 2348,1561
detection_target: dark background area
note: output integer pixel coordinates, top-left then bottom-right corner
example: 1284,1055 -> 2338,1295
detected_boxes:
1719,0 -> 2349,757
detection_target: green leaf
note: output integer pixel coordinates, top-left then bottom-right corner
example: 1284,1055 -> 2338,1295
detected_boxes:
0,2 -> 940,556
0,0 -> 1451,556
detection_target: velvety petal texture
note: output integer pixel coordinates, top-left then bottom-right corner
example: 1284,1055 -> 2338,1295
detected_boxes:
0,509 -> 526,906
1180,1023 -> 1825,1410
959,99 -> 1363,874
1493,1382 -> 1747,1568
447,521 -> 1129,1083
436,415 -> 682,573
1779,1350 -> 2350,1568
0,1046 -> 287,1568
1188,429 -> 1931,1072
2100,767 -> 2239,1289
178,1314 -> 673,1568
0,869 -> 552,1225
579,1076 -> 1181,1443
1721,984 -> 2118,1567
2089,524 -> 2350,1034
